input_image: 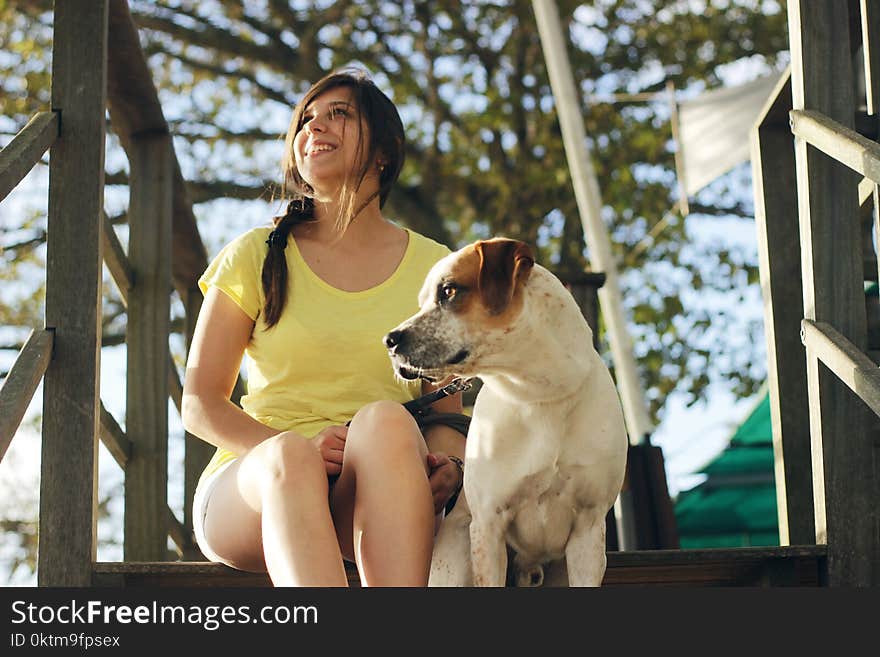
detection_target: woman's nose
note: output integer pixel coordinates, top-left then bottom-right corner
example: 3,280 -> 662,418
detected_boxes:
306,118 -> 326,134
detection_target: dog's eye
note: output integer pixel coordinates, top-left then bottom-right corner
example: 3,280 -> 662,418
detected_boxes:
438,283 -> 457,304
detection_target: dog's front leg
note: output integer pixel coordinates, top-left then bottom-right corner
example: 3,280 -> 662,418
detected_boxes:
429,492 -> 473,586
469,517 -> 508,587
564,510 -> 607,587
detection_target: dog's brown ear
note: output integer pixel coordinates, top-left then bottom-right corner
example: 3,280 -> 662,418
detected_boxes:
475,239 -> 535,315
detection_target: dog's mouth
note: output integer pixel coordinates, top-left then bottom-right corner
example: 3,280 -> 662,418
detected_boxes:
395,363 -> 431,381
391,349 -> 471,383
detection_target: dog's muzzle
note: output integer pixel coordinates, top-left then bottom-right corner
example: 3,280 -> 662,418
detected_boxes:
384,329 -> 421,380
384,328 -> 471,381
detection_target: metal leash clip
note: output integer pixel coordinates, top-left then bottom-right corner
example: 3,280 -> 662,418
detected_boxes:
403,377 -> 473,418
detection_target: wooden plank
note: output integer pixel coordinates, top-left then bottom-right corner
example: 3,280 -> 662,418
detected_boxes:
0,329 -> 53,463
801,320 -> 880,417
124,133 -> 172,561
101,210 -> 132,304
91,546 -> 828,588
98,400 -> 131,469
181,288 -> 213,553
106,0 -> 208,299
751,118 -> 815,545
167,507 -> 188,557
39,0 -> 108,587
94,406 -> 193,555
790,109 -> 880,182
754,66 -> 792,129
0,111 -> 59,202
862,0 -> 880,115
789,0 -> 878,585
168,359 -> 183,415
101,213 -> 183,416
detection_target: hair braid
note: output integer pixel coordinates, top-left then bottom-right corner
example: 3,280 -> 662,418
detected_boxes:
261,197 -> 314,328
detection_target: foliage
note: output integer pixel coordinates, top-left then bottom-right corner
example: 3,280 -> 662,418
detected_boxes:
1,0 -> 792,583
1,0 -> 789,420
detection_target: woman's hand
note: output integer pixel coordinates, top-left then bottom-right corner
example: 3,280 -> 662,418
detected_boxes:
312,425 -> 348,476
426,452 -> 463,515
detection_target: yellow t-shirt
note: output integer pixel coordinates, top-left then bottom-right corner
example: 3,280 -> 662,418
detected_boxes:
196,225 -> 451,485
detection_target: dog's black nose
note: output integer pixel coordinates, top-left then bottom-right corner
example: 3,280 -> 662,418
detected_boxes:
384,329 -> 407,350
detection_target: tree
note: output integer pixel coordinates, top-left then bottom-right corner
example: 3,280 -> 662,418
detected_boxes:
1,0 -> 789,579
2,0 -> 789,414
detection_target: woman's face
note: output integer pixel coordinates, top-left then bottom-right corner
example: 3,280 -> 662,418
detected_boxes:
293,86 -> 375,197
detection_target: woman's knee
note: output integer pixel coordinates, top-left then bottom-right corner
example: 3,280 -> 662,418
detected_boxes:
248,431 -> 327,493
346,400 -> 426,461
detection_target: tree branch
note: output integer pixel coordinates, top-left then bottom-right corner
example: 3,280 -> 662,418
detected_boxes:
143,42 -> 293,106
131,6 -> 299,72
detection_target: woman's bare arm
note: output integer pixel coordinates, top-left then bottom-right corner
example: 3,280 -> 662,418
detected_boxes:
181,287 -> 279,455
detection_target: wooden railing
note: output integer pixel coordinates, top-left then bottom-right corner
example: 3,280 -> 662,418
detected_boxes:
0,106 -> 60,463
0,0 -> 220,584
752,0 -> 879,585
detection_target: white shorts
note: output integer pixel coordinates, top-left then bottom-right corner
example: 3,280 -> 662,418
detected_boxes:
192,459 -> 237,564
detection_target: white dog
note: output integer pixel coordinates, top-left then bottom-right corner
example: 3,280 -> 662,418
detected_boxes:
384,238 -> 628,586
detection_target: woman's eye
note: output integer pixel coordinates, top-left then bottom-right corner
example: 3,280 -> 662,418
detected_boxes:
329,107 -> 348,120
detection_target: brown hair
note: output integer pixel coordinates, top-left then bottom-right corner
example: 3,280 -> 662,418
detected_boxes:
261,68 -> 405,327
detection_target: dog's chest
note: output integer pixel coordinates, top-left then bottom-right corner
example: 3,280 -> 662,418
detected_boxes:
504,465 -> 585,560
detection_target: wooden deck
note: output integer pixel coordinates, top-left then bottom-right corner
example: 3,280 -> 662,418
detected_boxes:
91,545 -> 827,587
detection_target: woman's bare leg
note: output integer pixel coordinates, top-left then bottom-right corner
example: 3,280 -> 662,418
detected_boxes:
330,401 -> 434,586
200,432 -> 348,587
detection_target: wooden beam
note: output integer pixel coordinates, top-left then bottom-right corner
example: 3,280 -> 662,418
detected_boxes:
101,211 -> 187,417
39,0 -> 108,587
182,288 -> 212,549
168,359 -> 183,415
98,400 -> 131,469
754,66 -> 792,129
0,329 -> 53,463
789,0 -> 878,585
124,133 -> 172,561
167,507 -> 188,557
106,0 -> 207,299
862,0 -> 880,115
91,545 -> 828,587
97,402 -> 190,552
751,117 -> 816,546
801,320 -> 880,417
790,109 -> 880,182
0,111 -> 59,202
100,210 -> 133,303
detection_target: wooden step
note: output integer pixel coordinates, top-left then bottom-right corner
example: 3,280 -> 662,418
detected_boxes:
91,545 -> 826,587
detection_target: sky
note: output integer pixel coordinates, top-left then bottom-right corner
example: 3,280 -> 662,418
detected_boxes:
0,8 -> 783,585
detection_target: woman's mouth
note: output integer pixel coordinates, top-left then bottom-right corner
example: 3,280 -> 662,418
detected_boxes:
308,143 -> 337,157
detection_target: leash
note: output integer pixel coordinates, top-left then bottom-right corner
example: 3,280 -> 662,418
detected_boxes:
344,377 -> 474,427
402,376 -> 473,419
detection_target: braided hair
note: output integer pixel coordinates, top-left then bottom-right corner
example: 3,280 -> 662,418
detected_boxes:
261,68 -> 405,328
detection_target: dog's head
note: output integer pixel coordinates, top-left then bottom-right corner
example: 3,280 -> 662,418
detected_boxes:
385,237 -> 535,381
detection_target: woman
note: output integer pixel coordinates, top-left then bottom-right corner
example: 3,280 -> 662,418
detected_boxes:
182,69 -> 468,586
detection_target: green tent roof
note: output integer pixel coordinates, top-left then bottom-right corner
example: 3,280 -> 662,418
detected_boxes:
701,446 -> 774,476
675,483 -> 778,534
728,393 -> 772,447
673,390 -> 778,547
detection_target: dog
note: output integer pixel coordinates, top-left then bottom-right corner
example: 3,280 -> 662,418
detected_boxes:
384,237 -> 628,586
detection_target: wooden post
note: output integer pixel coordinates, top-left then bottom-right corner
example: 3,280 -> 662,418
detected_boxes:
125,133 -> 172,561
789,0 -> 878,584
182,287 -> 212,557
751,71 -> 816,546
38,0 -> 108,587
